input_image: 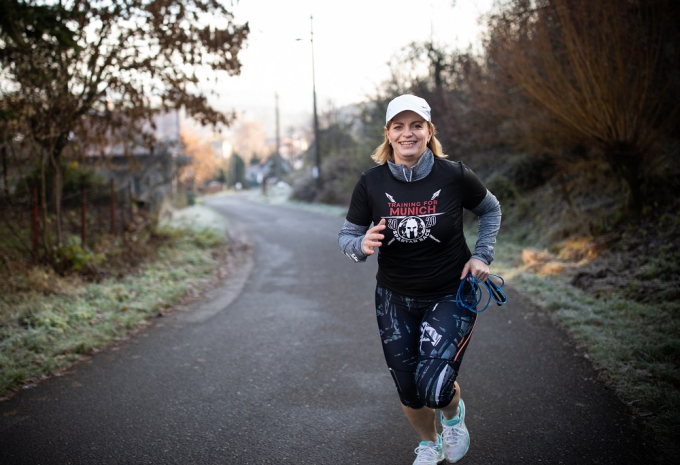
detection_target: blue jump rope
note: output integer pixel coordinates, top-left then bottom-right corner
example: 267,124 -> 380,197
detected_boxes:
455,273 -> 508,313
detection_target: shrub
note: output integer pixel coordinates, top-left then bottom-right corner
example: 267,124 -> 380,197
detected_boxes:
509,153 -> 557,191
52,236 -> 104,274
485,172 -> 520,202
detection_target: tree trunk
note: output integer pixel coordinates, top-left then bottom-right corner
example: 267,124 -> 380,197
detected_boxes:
49,135 -> 68,246
40,149 -> 50,256
604,142 -> 644,213
1,145 -> 8,197
52,159 -> 63,245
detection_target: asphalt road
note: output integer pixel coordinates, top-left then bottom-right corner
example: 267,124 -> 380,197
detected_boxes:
0,194 -> 653,464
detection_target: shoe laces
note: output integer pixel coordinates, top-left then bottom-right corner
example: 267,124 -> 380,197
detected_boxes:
442,422 -> 466,445
414,443 -> 440,464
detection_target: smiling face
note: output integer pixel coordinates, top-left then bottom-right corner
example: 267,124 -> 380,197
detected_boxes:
385,111 -> 433,168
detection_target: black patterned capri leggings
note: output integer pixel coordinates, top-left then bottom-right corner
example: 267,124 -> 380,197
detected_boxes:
375,283 -> 477,410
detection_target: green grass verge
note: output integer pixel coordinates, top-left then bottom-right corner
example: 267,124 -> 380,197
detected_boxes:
473,228 -> 680,461
0,224 -> 226,399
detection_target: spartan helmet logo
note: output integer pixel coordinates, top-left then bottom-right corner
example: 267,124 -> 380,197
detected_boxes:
398,216 -> 425,240
404,218 -> 419,238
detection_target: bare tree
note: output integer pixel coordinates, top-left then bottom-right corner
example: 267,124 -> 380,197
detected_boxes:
383,41 -> 499,158
485,0 -> 679,211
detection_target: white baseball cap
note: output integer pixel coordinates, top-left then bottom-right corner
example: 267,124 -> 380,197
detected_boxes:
385,94 -> 431,124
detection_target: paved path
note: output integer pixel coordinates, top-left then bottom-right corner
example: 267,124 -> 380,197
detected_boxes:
0,194 -> 652,464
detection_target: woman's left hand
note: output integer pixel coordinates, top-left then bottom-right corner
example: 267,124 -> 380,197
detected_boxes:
460,258 -> 490,281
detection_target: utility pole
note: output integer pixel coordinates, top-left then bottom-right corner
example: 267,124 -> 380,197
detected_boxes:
310,15 -> 321,185
275,92 -> 281,178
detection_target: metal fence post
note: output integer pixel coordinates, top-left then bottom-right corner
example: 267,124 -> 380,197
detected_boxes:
110,179 -> 116,233
32,186 -> 38,262
129,181 -> 133,223
81,186 -> 86,246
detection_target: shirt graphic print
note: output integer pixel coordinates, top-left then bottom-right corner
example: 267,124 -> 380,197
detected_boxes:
384,190 -> 443,245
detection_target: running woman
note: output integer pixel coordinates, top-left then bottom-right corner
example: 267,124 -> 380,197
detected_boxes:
338,94 -> 501,464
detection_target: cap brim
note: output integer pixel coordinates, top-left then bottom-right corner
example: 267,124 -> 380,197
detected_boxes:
386,109 -> 430,124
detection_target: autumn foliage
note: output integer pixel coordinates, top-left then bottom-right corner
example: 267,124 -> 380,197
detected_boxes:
180,129 -> 219,187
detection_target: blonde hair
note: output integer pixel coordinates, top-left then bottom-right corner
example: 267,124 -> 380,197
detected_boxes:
370,121 -> 447,165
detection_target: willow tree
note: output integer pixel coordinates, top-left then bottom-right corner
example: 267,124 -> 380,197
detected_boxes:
0,0 -> 248,245
486,0 -> 679,211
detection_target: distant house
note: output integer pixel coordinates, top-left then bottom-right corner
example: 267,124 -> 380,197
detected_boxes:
245,159 -> 267,186
83,111 -> 189,214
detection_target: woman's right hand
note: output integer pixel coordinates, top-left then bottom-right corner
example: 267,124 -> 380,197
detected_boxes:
362,219 -> 386,255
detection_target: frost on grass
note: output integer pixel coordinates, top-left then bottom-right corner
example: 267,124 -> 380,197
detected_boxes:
497,245 -> 679,460
0,225 -> 226,398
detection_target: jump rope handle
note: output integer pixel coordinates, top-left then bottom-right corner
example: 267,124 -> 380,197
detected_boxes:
486,275 -> 508,306
456,273 -> 508,313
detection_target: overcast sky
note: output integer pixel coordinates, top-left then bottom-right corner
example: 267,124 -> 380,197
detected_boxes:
204,0 -> 494,137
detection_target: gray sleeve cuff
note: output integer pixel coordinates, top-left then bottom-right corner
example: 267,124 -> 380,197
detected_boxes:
469,190 -> 501,265
338,220 -> 370,263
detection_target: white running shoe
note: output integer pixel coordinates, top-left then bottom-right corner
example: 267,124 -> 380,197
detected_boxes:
412,435 -> 445,465
441,399 -> 470,463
